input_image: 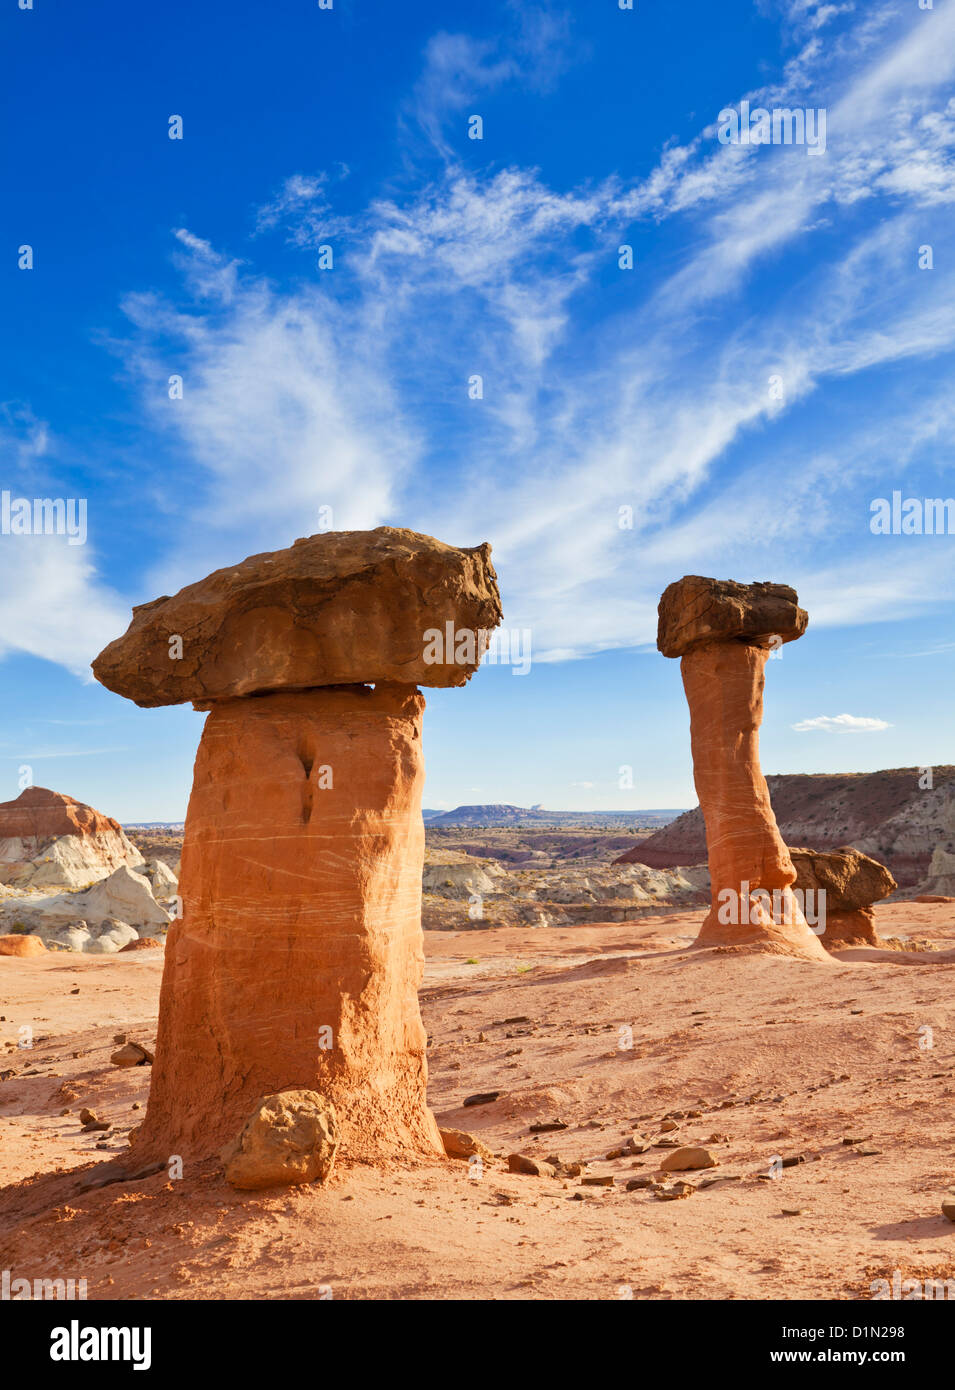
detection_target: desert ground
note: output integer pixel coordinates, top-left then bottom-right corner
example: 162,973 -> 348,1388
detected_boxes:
2,900 -> 953,1301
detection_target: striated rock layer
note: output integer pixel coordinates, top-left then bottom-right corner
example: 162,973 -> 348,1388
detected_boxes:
92,527 -> 502,707
131,683 -> 443,1165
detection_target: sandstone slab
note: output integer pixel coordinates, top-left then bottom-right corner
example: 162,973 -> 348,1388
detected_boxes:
92,527 -> 502,707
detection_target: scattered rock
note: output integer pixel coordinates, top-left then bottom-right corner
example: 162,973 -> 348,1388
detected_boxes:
507,1153 -> 556,1178
658,1146 -> 718,1173
655,1181 -> 695,1201
110,1042 -> 153,1068
529,1119 -> 567,1133
221,1090 -> 339,1190
463,1091 -> 501,1108
439,1128 -> 494,1162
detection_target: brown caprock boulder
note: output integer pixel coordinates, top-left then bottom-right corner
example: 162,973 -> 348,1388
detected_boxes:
658,576 -> 830,961
92,529 -> 502,1167
92,527 -> 500,706
790,845 -> 897,948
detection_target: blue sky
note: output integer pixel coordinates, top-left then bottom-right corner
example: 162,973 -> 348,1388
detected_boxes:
3,0 -> 955,820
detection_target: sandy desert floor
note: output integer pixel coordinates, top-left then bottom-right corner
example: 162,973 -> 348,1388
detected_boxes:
1,902 -> 953,1301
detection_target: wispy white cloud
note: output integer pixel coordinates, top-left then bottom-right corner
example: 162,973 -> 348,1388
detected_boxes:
0,411 -> 127,676
792,713 -> 892,732
34,0 -> 955,674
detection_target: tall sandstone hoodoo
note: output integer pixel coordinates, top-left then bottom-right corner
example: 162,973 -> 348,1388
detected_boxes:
658,576 -> 830,961
93,527 -> 502,1165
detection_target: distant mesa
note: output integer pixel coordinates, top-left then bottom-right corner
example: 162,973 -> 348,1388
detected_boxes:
0,786 -> 122,842
424,804 -> 682,828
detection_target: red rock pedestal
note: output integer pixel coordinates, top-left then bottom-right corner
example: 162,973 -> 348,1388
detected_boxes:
132,682 -> 443,1165
682,642 -> 830,961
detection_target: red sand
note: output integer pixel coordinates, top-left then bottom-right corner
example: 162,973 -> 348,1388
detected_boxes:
1,902 -> 953,1300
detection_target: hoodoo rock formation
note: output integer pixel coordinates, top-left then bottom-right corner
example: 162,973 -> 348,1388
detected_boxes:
93,527 -> 502,1169
658,576 -> 830,961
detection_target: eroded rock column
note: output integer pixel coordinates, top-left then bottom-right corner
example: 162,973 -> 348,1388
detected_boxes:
659,575 -> 830,961
93,527 -> 502,1165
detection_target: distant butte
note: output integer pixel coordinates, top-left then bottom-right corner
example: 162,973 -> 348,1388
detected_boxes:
0,786 -> 122,841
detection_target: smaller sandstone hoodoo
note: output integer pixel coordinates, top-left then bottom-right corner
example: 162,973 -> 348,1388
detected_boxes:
93,527 -> 503,1168
658,576 -> 830,962
790,846 -> 896,948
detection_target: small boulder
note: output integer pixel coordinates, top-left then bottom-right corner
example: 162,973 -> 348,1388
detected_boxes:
120,937 -> 162,952
86,936 -> 120,954
221,1090 -> 339,1190
658,1146 -> 718,1172
50,925 -> 92,952
506,1153 -> 557,1178
439,1128 -> 494,1162
0,933 -> 46,957
110,1042 -> 153,1067
655,1180 -> 696,1200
